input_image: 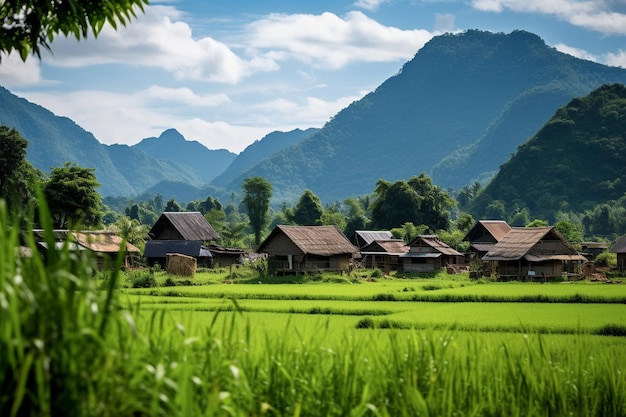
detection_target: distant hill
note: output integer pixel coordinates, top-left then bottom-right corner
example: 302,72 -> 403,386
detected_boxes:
212,128 -> 318,188
0,87 -> 237,197
134,129 -> 236,182
220,30 -> 626,203
470,83 -> 626,221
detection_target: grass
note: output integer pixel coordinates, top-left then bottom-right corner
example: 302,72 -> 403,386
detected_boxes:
2,199 -> 626,415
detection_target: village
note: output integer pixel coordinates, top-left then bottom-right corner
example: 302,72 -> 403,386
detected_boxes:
31,212 -> 626,282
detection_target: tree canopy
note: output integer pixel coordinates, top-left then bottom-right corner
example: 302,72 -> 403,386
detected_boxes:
43,162 -> 102,228
0,126 -> 40,212
242,177 -> 272,246
1,0 -> 148,60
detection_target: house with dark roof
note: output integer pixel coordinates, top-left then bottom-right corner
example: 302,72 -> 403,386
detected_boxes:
33,230 -> 140,269
482,227 -> 587,281
257,225 -> 358,275
145,212 -> 221,268
463,220 -> 512,259
358,239 -> 408,273
350,230 -> 394,249
144,240 -> 213,268
148,212 -> 220,241
400,235 -> 464,273
610,235 -> 626,273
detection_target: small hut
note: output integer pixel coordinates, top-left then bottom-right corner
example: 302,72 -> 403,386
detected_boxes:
610,235 -> 626,273
400,235 -> 464,273
358,239 -> 408,273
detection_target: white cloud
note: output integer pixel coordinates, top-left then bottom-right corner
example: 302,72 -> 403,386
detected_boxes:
353,0 -> 389,11
41,5 -> 254,83
553,43 -> 598,62
141,86 -> 231,107
605,49 -> 626,68
0,53 -> 44,86
246,11 -> 434,69
471,0 -> 626,35
434,13 -> 456,32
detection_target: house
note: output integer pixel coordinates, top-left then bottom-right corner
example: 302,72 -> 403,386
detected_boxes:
580,241 -> 609,260
610,235 -> 626,273
400,235 -> 464,273
143,240 -> 213,268
148,212 -> 220,241
205,244 -> 247,267
482,227 -> 587,281
358,239 -> 408,273
351,230 -> 394,249
256,225 -> 358,275
33,230 -> 140,269
463,220 -> 512,259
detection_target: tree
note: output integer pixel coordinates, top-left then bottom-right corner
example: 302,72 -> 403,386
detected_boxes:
0,126 -> 40,212
164,198 -> 181,212
107,215 -> 148,249
293,189 -> 324,225
43,162 -> 102,228
242,177 -> 272,246
1,0 -> 148,60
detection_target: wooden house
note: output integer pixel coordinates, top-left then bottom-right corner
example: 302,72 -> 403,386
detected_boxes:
143,240 -> 213,268
205,244 -> 247,267
351,230 -> 394,249
148,212 -> 220,241
257,225 -> 358,275
580,241 -> 609,260
34,230 -> 140,269
400,235 -> 464,273
358,239 -> 408,273
463,220 -> 512,259
482,227 -> 587,281
610,235 -> 626,273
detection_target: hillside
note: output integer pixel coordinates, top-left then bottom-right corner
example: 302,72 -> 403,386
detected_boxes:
471,83 -> 626,221
211,128 -> 318,187
221,30 -> 626,203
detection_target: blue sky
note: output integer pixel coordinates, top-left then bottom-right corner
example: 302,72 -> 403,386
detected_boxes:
1,0 -> 625,153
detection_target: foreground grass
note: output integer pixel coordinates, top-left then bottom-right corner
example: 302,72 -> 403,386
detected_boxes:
2,201 -> 626,415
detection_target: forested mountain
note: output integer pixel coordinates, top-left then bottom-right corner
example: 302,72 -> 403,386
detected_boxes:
134,129 -> 235,181
0,87 -> 236,197
221,30 -> 626,203
212,128 -> 318,187
471,83 -> 626,222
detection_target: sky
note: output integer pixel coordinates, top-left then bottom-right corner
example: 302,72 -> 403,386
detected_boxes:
1,0 -> 626,154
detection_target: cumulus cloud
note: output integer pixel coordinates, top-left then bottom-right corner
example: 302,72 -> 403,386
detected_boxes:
553,43 -> 598,62
141,86 -> 231,107
246,11 -> 434,69
471,0 -> 626,35
41,5 -> 253,83
605,50 -> 626,68
353,0 -> 389,11
0,53 -> 44,86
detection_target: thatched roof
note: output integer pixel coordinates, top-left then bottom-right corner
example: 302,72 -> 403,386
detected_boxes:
360,239 -> 409,255
144,240 -> 211,258
463,220 -> 511,243
258,225 -> 357,256
33,229 -> 139,254
483,227 -> 586,262
407,235 -> 463,256
149,212 -> 220,241
351,230 -> 393,248
611,235 -> 626,253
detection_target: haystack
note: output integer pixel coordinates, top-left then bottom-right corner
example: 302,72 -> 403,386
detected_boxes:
166,253 -> 196,276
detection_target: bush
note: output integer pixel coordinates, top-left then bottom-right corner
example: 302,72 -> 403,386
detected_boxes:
127,268 -> 157,288
595,251 -> 617,268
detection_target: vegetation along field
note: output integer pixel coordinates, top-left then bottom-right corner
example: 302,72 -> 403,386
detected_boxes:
3,208 -> 626,416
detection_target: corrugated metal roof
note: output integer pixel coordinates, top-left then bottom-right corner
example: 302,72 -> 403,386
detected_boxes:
149,212 -> 220,241
144,240 -> 210,258
258,225 -> 357,256
483,227 -> 586,261
351,230 -> 393,247
407,235 -> 463,256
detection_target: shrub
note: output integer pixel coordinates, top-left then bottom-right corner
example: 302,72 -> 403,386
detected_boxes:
127,268 -> 157,288
356,317 -> 375,328
595,251 -> 617,268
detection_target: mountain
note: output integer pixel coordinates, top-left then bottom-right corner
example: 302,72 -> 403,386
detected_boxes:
0,86 -> 135,196
470,83 -> 626,221
0,87 -> 237,197
211,128 -> 318,187
134,129 -> 236,182
219,30 -> 626,203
